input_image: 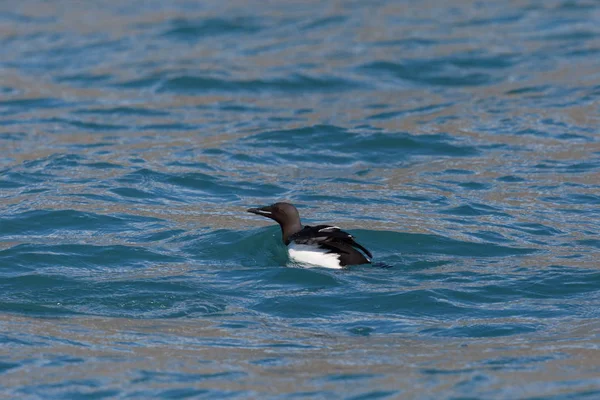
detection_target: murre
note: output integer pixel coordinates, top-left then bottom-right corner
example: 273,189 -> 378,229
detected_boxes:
247,202 -> 372,269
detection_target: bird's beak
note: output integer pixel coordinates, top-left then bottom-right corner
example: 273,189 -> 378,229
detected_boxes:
247,206 -> 274,217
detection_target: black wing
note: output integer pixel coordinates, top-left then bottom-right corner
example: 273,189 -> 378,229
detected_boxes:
291,225 -> 373,259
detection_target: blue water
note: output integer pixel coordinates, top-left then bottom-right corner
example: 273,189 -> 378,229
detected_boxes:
1,0 -> 600,398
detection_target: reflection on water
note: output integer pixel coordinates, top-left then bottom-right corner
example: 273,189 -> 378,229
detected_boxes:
1,0 -> 600,398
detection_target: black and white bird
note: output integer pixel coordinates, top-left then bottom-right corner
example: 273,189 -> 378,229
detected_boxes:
247,202 -> 372,269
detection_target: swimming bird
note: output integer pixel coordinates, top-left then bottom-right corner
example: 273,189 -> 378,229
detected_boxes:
247,202 -> 372,269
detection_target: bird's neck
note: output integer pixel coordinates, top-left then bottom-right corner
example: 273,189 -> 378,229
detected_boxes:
281,222 -> 302,245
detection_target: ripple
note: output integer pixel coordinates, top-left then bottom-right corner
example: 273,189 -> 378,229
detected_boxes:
359,53 -> 517,87
0,243 -> 180,274
1,209 -> 146,236
359,230 -> 536,258
115,73 -> 361,93
0,97 -> 68,115
242,125 -> 478,165
115,168 -> 285,202
73,106 -> 170,117
160,17 -> 263,41
440,204 -> 511,217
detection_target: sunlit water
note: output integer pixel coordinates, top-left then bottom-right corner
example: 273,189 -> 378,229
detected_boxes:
2,0 -> 600,398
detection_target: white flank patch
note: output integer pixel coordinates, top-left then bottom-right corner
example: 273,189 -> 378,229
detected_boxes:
287,243 -> 342,269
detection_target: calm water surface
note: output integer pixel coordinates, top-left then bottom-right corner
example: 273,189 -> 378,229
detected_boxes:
1,0 -> 600,398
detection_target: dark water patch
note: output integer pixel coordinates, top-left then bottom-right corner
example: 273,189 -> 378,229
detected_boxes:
81,282 -> 225,318
23,188 -> 49,194
133,370 -> 246,384
67,142 -> 114,150
347,390 -> 399,400
446,181 -> 490,190
422,323 -> 538,338
363,230 -> 535,258
509,222 -> 563,237
56,73 -> 112,85
372,38 -> 438,48
440,203 -> 511,217
0,300 -> 81,316
202,102 -> 272,113
421,367 -> 476,375
0,243 -> 181,272
393,194 -> 448,203
301,15 -> 348,31
252,289 -> 471,319
348,326 -> 375,336
136,229 -> 187,243
18,154 -> 85,173
359,53 -> 516,87
0,11 -> 54,23
497,175 -> 525,182
0,132 -> 27,141
55,117 -> 129,131
322,373 -> 379,383
6,37 -> 129,73
0,361 -> 20,373
83,162 -> 122,169
470,231 -> 511,243
483,354 -> 562,370
576,239 -> 600,249
556,133 -> 592,141
161,17 -> 263,41
139,122 -> 197,131
0,97 -> 69,115
1,274 -> 225,318
0,86 -> 17,94
505,85 -> 551,96
155,388 -> 213,398
2,274 -> 86,291
566,47 -> 600,59
114,73 -> 163,89
443,169 -> 474,175
459,13 -> 523,27
157,74 -> 360,93
521,267 -> 600,300
542,30 -> 598,42
10,116 -> 127,131
185,227 -> 288,267
543,161 -> 600,173
17,381 -> 119,399
566,193 -> 600,204
116,73 -> 361,93
367,102 -> 452,120
166,160 -> 215,171
0,179 -> 26,189
73,106 -> 170,117
1,209 -> 156,236
0,333 -> 48,347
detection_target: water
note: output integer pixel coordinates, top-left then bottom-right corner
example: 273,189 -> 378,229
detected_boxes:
1,0 -> 600,398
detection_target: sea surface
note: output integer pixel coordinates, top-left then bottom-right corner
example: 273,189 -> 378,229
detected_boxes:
1,0 -> 600,398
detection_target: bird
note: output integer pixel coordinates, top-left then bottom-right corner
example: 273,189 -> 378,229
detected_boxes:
247,202 -> 372,269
